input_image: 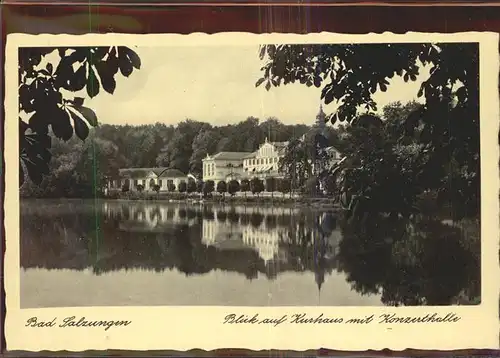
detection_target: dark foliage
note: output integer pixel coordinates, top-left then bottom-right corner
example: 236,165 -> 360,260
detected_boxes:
250,177 -> 265,196
178,181 -> 187,193
228,180 -> 240,196
19,46 -> 141,186
259,43 -> 480,219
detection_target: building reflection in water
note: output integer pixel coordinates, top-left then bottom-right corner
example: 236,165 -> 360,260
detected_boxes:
104,201 -> 340,267
22,199 -> 479,306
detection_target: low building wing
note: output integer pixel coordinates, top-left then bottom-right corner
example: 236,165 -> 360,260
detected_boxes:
158,168 -> 187,178
119,168 -> 165,179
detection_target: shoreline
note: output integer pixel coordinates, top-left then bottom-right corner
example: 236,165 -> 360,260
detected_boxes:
21,194 -> 343,211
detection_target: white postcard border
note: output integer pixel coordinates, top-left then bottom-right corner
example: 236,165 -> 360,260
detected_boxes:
4,31 -> 500,351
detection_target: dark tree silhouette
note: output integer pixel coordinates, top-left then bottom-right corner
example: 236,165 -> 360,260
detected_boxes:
203,180 -> 215,197
178,181 -> 187,193
167,182 -> 176,192
250,177 -> 264,196
258,43 -> 479,219
227,179 -> 240,196
217,181 -> 227,197
19,46 -> 141,186
187,178 -> 197,194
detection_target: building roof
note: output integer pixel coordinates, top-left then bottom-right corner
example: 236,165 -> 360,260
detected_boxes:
207,152 -> 252,161
118,167 -> 186,179
159,168 -> 187,178
119,168 -> 164,179
243,151 -> 258,159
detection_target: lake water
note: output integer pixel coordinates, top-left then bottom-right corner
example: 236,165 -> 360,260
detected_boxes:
20,199 -> 480,308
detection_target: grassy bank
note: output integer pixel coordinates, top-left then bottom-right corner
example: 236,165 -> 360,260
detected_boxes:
106,190 -> 341,210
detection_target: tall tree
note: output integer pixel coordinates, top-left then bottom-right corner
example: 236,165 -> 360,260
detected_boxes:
190,129 -> 220,176
156,119 -> 206,173
257,43 -> 479,218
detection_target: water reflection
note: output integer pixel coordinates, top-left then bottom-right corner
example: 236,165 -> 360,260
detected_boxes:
20,199 -> 480,307
336,214 -> 480,306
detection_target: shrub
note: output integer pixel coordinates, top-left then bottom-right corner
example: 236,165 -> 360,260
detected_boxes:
250,177 -> 264,196
265,177 -> 277,193
196,180 -> 204,193
279,178 -> 291,195
167,182 -> 176,192
228,180 -> 240,196
203,180 -> 215,196
303,176 -> 320,197
240,179 -> 250,192
178,181 -> 187,193
187,178 -> 197,194
217,181 -> 227,197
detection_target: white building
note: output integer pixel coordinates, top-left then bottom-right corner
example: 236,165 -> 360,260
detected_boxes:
202,152 -> 248,183
201,105 -> 343,184
201,139 -> 289,183
110,167 -> 188,192
242,226 -> 284,262
242,138 -> 288,180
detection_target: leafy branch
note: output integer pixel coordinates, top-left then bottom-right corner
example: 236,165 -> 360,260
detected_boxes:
19,46 -> 141,186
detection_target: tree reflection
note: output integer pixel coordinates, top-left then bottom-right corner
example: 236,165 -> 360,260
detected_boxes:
227,210 -> 240,224
20,200 -> 480,306
336,214 -> 480,305
250,213 -> 264,228
216,211 -> 227,223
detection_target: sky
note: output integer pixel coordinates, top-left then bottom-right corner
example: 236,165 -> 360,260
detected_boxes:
63,46 -> 428,127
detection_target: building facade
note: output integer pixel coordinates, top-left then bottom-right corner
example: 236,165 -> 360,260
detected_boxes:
201,139 -> 289,183
201,105 -> 343,184
202,152 -> 248,183
108,167 -> 188,192
242,138 -> 288,180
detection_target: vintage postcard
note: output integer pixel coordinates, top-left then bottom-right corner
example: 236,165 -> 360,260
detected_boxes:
4,31 -> 500,351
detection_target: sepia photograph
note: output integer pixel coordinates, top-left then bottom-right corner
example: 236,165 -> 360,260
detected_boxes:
18,40 -> 481,308
4,32 -> 499,351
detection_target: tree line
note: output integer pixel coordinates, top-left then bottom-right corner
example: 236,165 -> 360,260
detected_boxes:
19,44 -> 480,221
120,176 -> 292,198
20,116 -> 339,198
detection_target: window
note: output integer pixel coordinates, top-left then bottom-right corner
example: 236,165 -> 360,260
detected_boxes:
134,179 -> 138,187
158,180 -> 162,188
